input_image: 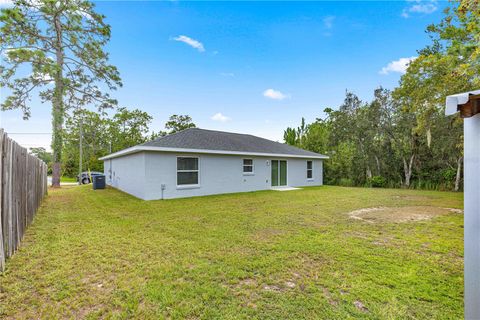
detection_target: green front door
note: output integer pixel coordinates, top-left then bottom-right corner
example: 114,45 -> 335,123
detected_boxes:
271,160 -> 279,186
279,160 -> 287,185
271,160 -> 287,186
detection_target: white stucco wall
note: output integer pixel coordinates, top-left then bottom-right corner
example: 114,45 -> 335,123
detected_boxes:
104,152 -> 146,199
105,151 -> 323,200
287,158 -> 323,187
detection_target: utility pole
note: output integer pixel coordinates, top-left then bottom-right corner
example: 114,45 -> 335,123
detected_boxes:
108,141 -> 112,183
78,116 -> 83,185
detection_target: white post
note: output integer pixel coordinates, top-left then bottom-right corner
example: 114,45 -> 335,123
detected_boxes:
464,113 -> 480,320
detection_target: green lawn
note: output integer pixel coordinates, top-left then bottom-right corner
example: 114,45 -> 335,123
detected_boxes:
61,176 -> 78,183
47,176 -> 78,183
0,186 -> 463,319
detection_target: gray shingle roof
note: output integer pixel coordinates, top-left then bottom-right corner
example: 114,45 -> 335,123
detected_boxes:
140,128 -> 326,158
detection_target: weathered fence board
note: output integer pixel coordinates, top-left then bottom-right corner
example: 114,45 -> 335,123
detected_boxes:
0,129 -> 4,270
0,130 -> 47,272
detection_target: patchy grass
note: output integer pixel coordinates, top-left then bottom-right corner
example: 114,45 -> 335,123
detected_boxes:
0,186 -> 463,319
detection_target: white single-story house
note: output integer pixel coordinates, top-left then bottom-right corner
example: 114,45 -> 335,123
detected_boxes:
99,128 -> 328,200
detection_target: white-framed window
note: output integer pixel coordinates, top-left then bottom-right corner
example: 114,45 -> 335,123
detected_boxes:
243,159 -> 254,174
307,160 -> 313,180
177,157 -> 199,186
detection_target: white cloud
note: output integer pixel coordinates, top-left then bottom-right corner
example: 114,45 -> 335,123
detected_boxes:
410,2 -> 437,13
32,72 -> 53,82
323,16 -> 335,29
211,112 -> 231,122
402,0 -> 437,18
0,0 -> 13,7
23,72 -> 53,86
78,10 -> 93,20
172,35 -> 205,52
263,88 -> 290,101
379,56 -> 417,75
220,72 -> 235,77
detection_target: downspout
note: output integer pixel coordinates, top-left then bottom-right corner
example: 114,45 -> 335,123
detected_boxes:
161,184 -> 166,200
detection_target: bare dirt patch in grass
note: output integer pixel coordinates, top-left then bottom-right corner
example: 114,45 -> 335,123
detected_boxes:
354,300 -> 369,313
235,278 -> 257,288
263,284 -> 282,292
322,287 -> 338,306
261,280 -> 297,293
347,206 -> 462,223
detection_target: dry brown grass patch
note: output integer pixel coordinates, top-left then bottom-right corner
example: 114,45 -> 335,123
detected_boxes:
322,286 -> 338,306
347,206 -> 462,223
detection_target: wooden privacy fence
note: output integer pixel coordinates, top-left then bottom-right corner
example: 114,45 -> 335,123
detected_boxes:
0,129 -> 48,272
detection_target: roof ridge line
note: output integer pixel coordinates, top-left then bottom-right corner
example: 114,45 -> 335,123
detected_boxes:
144,127 -> 198,144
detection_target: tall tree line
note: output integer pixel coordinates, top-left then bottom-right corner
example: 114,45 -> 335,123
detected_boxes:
60,112 -> 195,177
285,88 -> 463,190
27,112 -> 196,178
284,0 -> 478,191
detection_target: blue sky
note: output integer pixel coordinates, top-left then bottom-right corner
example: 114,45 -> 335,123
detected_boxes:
0,0 -> 447,150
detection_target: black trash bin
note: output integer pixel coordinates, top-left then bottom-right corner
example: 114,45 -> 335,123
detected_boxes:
92,175 -> 106,190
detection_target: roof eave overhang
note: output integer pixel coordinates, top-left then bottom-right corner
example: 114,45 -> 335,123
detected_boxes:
446,89 -> 480,116
99,146 -> 329,161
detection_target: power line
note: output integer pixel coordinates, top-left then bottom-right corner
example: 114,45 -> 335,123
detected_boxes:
7,132 -> 52,134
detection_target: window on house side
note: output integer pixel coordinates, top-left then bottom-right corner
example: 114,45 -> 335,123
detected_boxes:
307,160 -> 313,179
177,157 -> 199,185
243,159 -> 254,173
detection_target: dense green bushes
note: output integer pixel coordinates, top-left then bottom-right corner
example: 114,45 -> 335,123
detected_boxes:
368,176 -> 387,188
284,89 -> 463,191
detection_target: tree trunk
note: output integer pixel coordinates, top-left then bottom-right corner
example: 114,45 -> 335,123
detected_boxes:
51,14 -> 65,188
426,128 -> 432,148
374,155 -> 381,175
403,155 -> 414,188
454,156 -> 463,192
366,165 -> 372,180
